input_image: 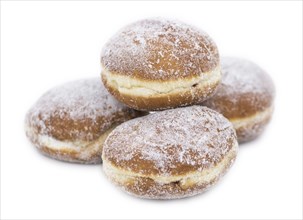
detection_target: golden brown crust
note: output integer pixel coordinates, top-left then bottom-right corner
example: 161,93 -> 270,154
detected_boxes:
202,57 -> 275,119
203,92 -> 272,119
101,18 -> 219,81
115,151 -> 236,199
38,143 -> 101,164
102,106 -> 238,176
25,124 -> 117,164
234,108 -> 273,143
119,175 -> 218,199
202,57 -> 275,142
25,78 -> 147,163
25,78 -> 146,143
30,109 -> 142,142
106,137 -> 235,176
102,73 -> 220,111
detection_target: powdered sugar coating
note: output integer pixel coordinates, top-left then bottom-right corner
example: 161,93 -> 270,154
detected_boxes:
202,57 -> 275,143
101,18 -> 219,80
203,57 -> 275,118
218,57 -> 274,96
103,106 -> 237,176
25,78 -> 143,142
115,150 -> 236,199
233,105 -> 273,143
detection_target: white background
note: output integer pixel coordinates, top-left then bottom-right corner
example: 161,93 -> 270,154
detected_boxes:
1,1 -> 302,219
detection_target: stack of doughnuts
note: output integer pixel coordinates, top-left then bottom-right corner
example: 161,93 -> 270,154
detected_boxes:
25,18 -> 275,200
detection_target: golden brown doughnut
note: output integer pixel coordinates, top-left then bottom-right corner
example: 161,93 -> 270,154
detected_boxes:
25,78 -> 145,164
202,57 -> 275,143
102,106 -> 238,199
101,18 -> 221,111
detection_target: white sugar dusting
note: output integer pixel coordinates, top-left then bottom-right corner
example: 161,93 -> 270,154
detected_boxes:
26,78 -> 139,137
101,18 -> 219,80
202,57 -> 275,142
103,147 -> 237,199
232,105 -> 274,143
103,106 -> 237,175
215,57 -> 275,97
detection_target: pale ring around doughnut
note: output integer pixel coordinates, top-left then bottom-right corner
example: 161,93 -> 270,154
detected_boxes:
25,78 -> 146,164
202,57 -> 275,143
101,18 -> 221,111
102,106 -> 238,199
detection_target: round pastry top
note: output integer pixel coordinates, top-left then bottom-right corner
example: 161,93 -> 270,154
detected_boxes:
101,18 -> 220,81
103,106 -> 237,176
203,57 -> 275,118
26,78 -> 141,141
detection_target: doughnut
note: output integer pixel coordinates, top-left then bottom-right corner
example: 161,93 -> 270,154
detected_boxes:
202,57 -> 275,143
102,106 -> 238,199
101,18 -> 221,111
25,78 -> 145,164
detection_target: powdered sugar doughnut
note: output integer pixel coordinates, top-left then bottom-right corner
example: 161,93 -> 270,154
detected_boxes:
202,57 -> 275,143
102,106 -> 238,199
25,78 -> 145,164
101,18 -> 221,111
